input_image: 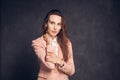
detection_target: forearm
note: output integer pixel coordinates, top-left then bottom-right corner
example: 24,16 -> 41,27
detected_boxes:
32,41 -> 55,70
58,60 -> 75,76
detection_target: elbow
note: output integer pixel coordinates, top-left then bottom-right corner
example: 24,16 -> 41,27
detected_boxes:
68,68 -> 75,76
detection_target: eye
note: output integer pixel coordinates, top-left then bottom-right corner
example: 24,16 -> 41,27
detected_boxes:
50,21 -> 54,24
58,23 -> 61,26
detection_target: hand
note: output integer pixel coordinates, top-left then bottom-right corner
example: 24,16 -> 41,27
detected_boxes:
46,52 -> 58,64
43,33 -> 52,45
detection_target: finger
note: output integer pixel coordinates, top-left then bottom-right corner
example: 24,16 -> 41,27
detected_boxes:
47,53 -> 55,58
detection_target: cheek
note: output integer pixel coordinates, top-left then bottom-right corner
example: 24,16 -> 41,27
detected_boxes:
47,25 -> 52,31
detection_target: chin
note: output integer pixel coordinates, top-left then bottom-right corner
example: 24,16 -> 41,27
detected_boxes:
52,34 -> 57,37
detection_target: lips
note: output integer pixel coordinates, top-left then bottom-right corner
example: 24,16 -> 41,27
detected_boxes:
52,31 -> 57,34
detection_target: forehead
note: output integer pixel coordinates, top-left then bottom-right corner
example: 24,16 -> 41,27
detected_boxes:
49,15 -> 61,22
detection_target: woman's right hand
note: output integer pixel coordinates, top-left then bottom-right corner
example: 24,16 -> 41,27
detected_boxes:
43,33 -> 52,45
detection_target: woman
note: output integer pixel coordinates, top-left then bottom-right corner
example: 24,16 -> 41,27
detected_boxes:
32,9 -> 75,80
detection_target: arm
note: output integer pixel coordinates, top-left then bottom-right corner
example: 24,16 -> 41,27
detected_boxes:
58,41 -> 75,76
32,39 -> 55,70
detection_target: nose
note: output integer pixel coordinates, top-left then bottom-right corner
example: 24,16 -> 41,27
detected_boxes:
54,24 -> 57,30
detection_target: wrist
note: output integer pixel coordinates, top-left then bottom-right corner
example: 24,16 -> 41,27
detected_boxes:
46,42 -> 50,45
58,60 -> 64,67
46,40 -> 51,45
60,62 -> 64,68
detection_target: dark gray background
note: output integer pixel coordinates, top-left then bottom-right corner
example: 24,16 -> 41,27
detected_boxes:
1,0 -> 120,80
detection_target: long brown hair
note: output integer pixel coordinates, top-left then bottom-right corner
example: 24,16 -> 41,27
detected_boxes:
42,9 -> 69,62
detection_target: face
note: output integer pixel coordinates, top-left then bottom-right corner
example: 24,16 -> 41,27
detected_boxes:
46,14 -> 62,38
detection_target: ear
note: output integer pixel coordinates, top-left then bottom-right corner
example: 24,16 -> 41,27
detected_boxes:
45,24 -> 47,27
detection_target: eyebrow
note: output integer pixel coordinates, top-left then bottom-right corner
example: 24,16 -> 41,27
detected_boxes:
48,20 -> 61,24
